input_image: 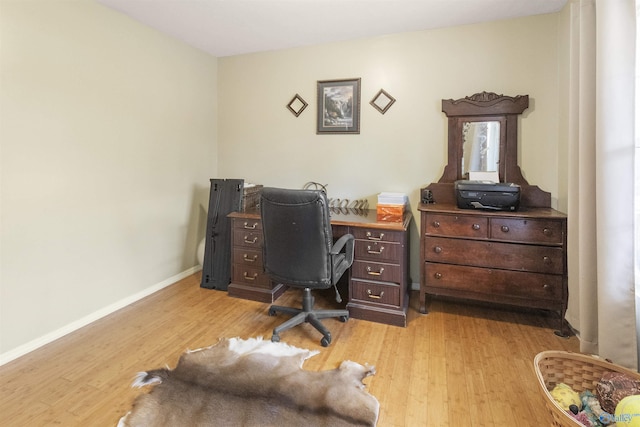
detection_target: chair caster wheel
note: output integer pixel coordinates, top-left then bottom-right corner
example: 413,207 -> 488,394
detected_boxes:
339,315 -> 349,322
271,334 -> 280,343
268,308 -> 277,316
320,334 -> 331,347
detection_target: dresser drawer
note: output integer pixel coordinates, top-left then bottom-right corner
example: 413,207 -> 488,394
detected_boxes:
352,228 -> 404,243
424,213 -> 488,239
350,279 -> 401,307
354,240 -> 402,263
489,218 -> 564,245
232,248 -> 263,267
232,218 -> 262,231
424,262 -> 563,301
232,265 -> 271,289
351,260 -> 402,283
232,229 -> 263,248
424,236 -> 564,274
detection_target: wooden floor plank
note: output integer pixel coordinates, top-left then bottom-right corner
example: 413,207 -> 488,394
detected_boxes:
0,272 -> 580,426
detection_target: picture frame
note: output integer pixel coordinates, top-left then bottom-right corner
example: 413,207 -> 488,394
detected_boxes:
370,88 -> 396,114
287,94 -> 308,117
317,78 -> 361,134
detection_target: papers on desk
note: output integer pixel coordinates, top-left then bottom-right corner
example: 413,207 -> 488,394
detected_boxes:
377,192 -> 408,205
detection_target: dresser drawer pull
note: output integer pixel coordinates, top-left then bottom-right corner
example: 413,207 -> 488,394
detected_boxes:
434,272 -> 442,279
366,266 -> 385,276
244,236 -> 258,244
473,223 -> 481,230
367,245 -> 385,255
501,225 -> 510,233
243,222 -> 258,230
543,228 -> 552,236
433,246 -> 442,254
543,256 -> 551,264
365,231 -> 384,241
243,254 -> 258,262
366,289 -> 384,299
432,221 -> 440,228
243,272 -> 258,281
543,284 -> 550,290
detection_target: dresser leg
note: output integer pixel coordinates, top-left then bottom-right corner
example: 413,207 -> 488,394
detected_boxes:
419,291 -> 428,314
553,314 -> 571,338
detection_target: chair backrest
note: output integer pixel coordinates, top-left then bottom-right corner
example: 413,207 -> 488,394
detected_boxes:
260,187 -> 333,289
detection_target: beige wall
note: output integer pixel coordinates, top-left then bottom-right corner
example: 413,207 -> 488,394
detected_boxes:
218,13 -> 563,286
0,0 -> 218,361
1,2 -> 566,362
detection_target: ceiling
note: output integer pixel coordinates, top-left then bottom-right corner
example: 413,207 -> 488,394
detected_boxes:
96,0 -> 568,57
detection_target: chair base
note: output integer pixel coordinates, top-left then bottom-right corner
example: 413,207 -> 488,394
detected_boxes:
269,288 -> 349,347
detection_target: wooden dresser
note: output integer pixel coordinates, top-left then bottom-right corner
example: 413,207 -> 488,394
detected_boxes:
418,202 -> 568,334
227,208 -> 412,327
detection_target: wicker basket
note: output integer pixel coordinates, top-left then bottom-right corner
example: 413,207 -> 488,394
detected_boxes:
534,351 -> 640,427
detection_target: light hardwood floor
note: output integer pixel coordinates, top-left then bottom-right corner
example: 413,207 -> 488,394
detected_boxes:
0,272 -> 579,426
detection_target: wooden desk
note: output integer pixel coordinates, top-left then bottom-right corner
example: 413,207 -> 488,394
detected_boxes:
227,208 -> 412,327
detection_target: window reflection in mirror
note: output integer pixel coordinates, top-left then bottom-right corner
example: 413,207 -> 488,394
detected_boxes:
462,121 -> 500,178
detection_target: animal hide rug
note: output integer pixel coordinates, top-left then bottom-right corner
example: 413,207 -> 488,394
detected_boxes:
118,337 -> 380,426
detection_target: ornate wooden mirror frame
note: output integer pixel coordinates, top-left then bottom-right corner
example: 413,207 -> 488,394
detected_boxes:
427,91 -> 551,208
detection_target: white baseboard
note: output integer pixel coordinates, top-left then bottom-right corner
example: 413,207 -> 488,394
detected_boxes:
0,266 -> 201,366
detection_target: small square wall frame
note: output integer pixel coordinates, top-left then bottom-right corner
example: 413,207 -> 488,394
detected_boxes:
287,94 -> 308,117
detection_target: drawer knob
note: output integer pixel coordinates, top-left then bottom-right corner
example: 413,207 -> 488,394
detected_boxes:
434,272 -> 442,279
366,266 -> 385,276
543,284 -> 550,290
367,245 -> 385,255
543,228 -> 552,236
432,221 -> 440,228
243,254 -> 258,262
433,246 -> 442,254
501,225 -> 510,233
543,256 -> 551,264
243,272 -> 258,281
472,223 -> 480,231
366,231 -> 384,241
366,289 -> 384,299
244,236 -> 258,244
243,222 -> 258,230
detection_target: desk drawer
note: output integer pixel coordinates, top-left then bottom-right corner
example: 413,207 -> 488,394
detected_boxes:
233,229 -> 263,248
350,279 -> 401,307
232,265 -> 271,288
424,236 -> 564,274
352,228 -> 404,243
232,218 -> 262,231
232,248 -> 263,267
351,260 -> 402,283
354,240 -> 402,263
424,262 -> 563,301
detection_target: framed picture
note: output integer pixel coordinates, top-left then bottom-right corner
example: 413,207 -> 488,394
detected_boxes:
370,88 -> 396,114
317,78 -> 361,134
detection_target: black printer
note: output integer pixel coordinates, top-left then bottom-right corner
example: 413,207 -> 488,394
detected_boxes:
455,180 -> 521,211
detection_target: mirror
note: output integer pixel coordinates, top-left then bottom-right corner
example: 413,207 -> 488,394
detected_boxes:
462,121 -> 500,177
428,91 -> 551,207
435,91 -> 528,185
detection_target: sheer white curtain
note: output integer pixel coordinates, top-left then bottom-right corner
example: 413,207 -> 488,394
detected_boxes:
565,0 -> 638,369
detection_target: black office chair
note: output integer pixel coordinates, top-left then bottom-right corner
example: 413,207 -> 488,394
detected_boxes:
260,187 -> 354,347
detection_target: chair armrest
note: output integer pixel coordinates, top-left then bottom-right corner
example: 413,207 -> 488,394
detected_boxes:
331,233 -> 355,265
